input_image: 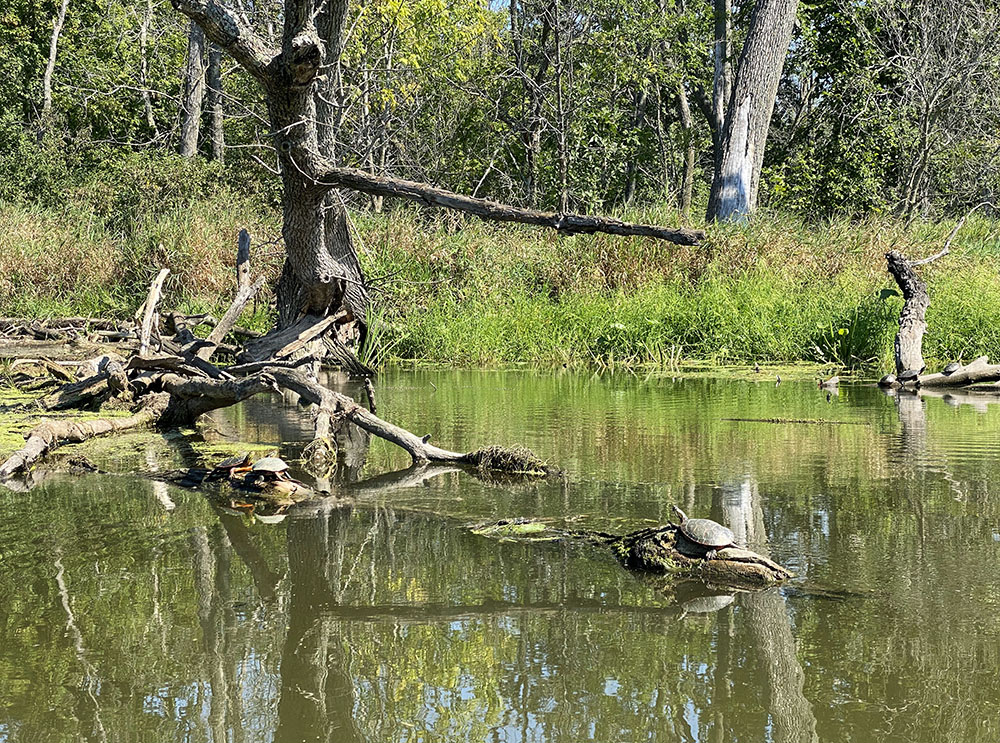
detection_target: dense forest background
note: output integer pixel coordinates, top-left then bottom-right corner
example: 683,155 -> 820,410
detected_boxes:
2,0 -> 997,217
2,0 -> 999,368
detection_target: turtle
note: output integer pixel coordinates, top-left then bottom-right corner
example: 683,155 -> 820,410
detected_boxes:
818,374 -> 840,389
206,452 -> 252,481
248,456 -> 292,483
942,361 -> 961,375
878,373 -> 897,387
671,505 -> 738,560
898,368 -> 921,384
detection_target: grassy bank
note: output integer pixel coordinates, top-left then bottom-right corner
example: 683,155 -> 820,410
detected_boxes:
2,161 -> 998,370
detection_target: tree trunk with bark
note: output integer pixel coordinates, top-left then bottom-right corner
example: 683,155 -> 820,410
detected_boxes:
205,44 -> 225,160
706,0 -> 798,222
170,0 -> 703,362
179,19 -> 207,158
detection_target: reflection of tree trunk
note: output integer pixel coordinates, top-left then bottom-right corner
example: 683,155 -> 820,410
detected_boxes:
217,512 -> 282,601
54,554 -> 108,743
275,513 -> 361,743
717,479 -> 819,743
191,527 -> 228,743
710,603 -> 733,743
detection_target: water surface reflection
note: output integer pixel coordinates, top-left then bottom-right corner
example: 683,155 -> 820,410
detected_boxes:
2,372 -> 1000,741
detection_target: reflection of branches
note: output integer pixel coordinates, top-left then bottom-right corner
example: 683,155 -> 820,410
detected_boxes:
217,511 -> 284,602
54,554 -> 108,743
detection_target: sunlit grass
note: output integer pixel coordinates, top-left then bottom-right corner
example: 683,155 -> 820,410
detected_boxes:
2,185 -> 998,370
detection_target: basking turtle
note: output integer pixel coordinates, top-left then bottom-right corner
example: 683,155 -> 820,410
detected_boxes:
878,373 -> 897,387
250,456 -> 291,482
818,375 -> 840,389
942,362 -> 961,375
671,505 -> 738,560
206,452 -> 252,481
897,368 -> 922,384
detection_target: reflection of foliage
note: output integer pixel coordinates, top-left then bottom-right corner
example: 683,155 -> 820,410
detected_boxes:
4,376 -> 1000,740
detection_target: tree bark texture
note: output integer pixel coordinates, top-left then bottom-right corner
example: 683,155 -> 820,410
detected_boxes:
206,44 -> 225,160
706,0 -> 798,222
710,0 -> 731,172
179,20 -> 207,157
885,250 -> 929,374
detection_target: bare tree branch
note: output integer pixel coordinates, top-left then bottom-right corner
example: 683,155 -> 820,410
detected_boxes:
170,0 -> 277,82
290,156 -> 706,245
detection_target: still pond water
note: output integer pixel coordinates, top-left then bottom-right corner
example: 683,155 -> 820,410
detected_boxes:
2,370 -> 1000,742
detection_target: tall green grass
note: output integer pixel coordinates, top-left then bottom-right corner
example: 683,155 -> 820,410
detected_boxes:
2,177 -> 998,370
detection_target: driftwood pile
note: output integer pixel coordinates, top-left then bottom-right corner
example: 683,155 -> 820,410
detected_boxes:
0,233 -> 545,480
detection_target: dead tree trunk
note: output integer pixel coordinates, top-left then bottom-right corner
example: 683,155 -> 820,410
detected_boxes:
179,20 -> 207,157
706,0 -> 798,222
40,0 -> 71,126
205,44 -> 225,160
885,250 -> 929,375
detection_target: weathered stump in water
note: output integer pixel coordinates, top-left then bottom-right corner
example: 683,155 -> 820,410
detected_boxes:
886,250 -> 929,376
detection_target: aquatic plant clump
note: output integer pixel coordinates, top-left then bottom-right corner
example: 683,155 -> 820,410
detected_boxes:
468,445 -> 552,475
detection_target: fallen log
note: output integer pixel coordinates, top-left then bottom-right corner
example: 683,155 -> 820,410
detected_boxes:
268,368 -> 552,471
196,275 -> 265,361
0,393 -> 170,478
471,518 -> 793,588
912,356 -> 1000,388
137,268 -> 170,356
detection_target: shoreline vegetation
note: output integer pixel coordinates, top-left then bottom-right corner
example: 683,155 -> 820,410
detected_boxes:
2,159 -> 998,372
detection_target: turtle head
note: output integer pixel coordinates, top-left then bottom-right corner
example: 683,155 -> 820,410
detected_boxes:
671,505 -> 688,524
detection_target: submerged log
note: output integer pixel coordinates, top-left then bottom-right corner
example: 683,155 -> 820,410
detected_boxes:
612,524 -> 793,587
0,393 -> 170,478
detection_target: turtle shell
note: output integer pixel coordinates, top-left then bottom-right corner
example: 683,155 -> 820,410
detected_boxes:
679,517 -> 736,549
943,362 -> 961,375
214,452 -> 251,471
878,373 -> 897,386
898,369 -> 921,382
252,456 -> 289,473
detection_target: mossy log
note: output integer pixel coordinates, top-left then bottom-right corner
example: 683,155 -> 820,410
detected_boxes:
612,524 -> 793,587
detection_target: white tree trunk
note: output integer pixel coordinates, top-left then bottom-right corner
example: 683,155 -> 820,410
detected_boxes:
41,0 -> 71,122
707,0 -> 798,222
